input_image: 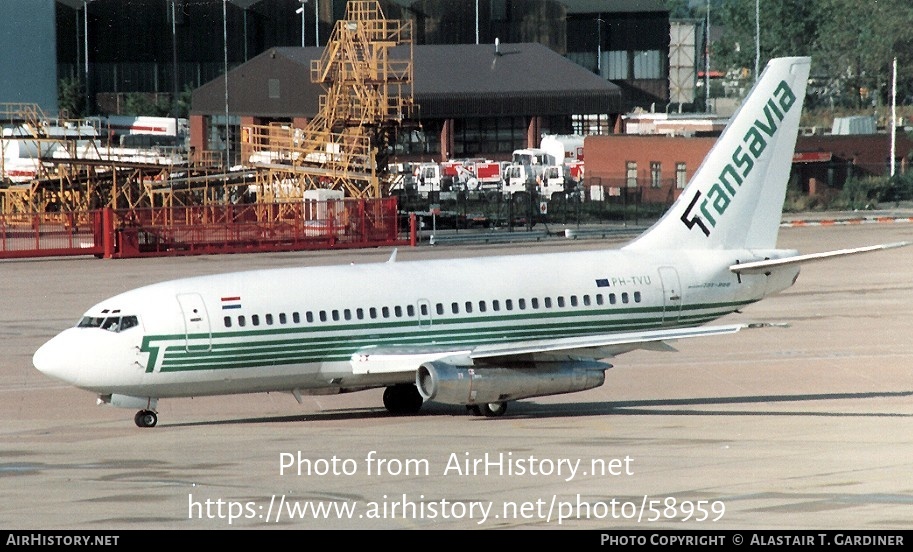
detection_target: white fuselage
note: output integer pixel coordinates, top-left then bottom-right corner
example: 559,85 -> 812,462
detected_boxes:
33,246 -> 800,400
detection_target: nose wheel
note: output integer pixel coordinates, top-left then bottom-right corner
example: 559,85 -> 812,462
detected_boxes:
134,409 -> 158,428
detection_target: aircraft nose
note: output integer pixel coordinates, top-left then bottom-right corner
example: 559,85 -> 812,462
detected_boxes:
33,331 -> 81,386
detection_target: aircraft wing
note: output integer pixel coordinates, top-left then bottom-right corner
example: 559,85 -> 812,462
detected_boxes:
351,323 -> 749,375
730,242 -> 910,275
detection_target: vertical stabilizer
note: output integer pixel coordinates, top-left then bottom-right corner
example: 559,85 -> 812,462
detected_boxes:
624,57 -> 811,251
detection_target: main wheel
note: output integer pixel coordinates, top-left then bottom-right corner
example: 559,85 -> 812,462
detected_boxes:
134,409 -> 158,428
479,402 -> 508,417
383,384 -> 423,415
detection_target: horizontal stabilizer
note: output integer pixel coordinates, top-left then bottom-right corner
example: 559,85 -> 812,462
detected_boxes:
730,241 -> 910,274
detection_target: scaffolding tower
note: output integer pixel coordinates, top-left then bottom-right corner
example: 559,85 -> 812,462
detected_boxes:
244,0 -> 415,200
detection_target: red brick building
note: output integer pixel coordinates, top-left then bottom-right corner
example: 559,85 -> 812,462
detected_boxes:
583,131 -> 913,204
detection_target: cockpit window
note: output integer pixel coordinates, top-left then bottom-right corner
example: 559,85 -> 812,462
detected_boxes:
77,315 -> 139,333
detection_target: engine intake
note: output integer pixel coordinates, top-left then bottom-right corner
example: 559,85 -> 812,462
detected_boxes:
416,360 -> 608,406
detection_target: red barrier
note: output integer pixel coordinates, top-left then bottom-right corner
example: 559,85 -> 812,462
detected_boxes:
0,212 -> 104,259
0,198 -> 413,260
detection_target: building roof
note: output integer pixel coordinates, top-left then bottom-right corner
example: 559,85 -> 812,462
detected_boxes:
192,42 -> 621,119
559,0 -> 668,14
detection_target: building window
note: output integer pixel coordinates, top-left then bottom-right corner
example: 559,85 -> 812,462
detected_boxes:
650,162 -> 662,188
606,50 -> 629,80
676,162 -> 687,189
626,161 -> 638,188
633,50 -> 662,79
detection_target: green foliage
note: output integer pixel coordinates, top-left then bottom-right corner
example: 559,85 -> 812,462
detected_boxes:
176,85 -> 193,119
833,176 -> 891,210
58,77 -> 84,118
706,0 -> 913,109
123,93 -> 172,117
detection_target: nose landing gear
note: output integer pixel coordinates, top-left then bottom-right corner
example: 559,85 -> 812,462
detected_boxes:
134,409 -> 158,428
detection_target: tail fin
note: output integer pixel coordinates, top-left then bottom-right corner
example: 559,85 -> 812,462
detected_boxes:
624,57 -> 811,251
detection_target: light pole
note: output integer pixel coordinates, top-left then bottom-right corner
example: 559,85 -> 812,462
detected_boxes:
83,0 -> 92,116
171,1 -> 179,135
296,1 -> 308,48
596,17 -> 605,76
754,0 -> 759,81
705,0 -> 710,113
223,0 -> 230,167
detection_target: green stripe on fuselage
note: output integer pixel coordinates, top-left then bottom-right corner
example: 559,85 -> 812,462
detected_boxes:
142,299 -> 754,373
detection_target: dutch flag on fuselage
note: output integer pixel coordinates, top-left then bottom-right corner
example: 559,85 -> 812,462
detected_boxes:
221,296 -> 242,310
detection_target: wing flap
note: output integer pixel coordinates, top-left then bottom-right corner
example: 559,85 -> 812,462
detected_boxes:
351,324 -> 757,374
469,324 -> 747,361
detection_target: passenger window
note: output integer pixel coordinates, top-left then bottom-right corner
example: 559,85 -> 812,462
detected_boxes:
518,298 -> 526,310
306,312 -> 314,323
479,301 -> 486,313
492,300 -> 500,311
370,307 -> 377,319
238,316 -> 246,327
418,304 -> 427,316
319,311 -> 327,322
570,296 -> 578,307
356,308 -> 364,319
583,295 -> 591,306
596,294 -> 604,305
252,315 -> 260,326
293,312 -> 301,323
634,291 -> 641,303
382,307 -> 390,318
436,303 -> 444,315
394,306 -> 403,317
224,316 -> 232,328
622,293 -> 629,304
279,313 -> 287,324
465,302 -> 473,313
557,296 -> 565,307
609,294 -> 616,305
344,309 -> 352,321
408,305 -> 416,317
505,299 -> 513,311
452,302 -> 459,314
265,314 -> 273,325
544,297 -> 552,308
331,310 -> 339,321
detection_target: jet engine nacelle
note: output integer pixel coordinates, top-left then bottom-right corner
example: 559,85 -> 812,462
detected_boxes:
97,393 -> 158,410
416,360 -> 609,406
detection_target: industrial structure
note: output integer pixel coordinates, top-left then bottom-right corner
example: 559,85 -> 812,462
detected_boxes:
243,0 -> 415,200
1,1 -> 414,259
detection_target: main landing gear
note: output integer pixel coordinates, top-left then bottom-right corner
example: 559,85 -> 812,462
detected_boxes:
383,384 -> 423,415
134,409 -> 158,428
382,384 -> 508,417
467,402 -> 508,417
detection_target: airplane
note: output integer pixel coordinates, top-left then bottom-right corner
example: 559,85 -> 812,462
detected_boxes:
33,56 -> 908,427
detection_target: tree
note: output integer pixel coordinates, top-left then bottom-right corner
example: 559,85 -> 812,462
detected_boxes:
812,0 -> 913,108
713,0 -> 816,79
708,0 -> 913,109
58,77 -> 85,119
